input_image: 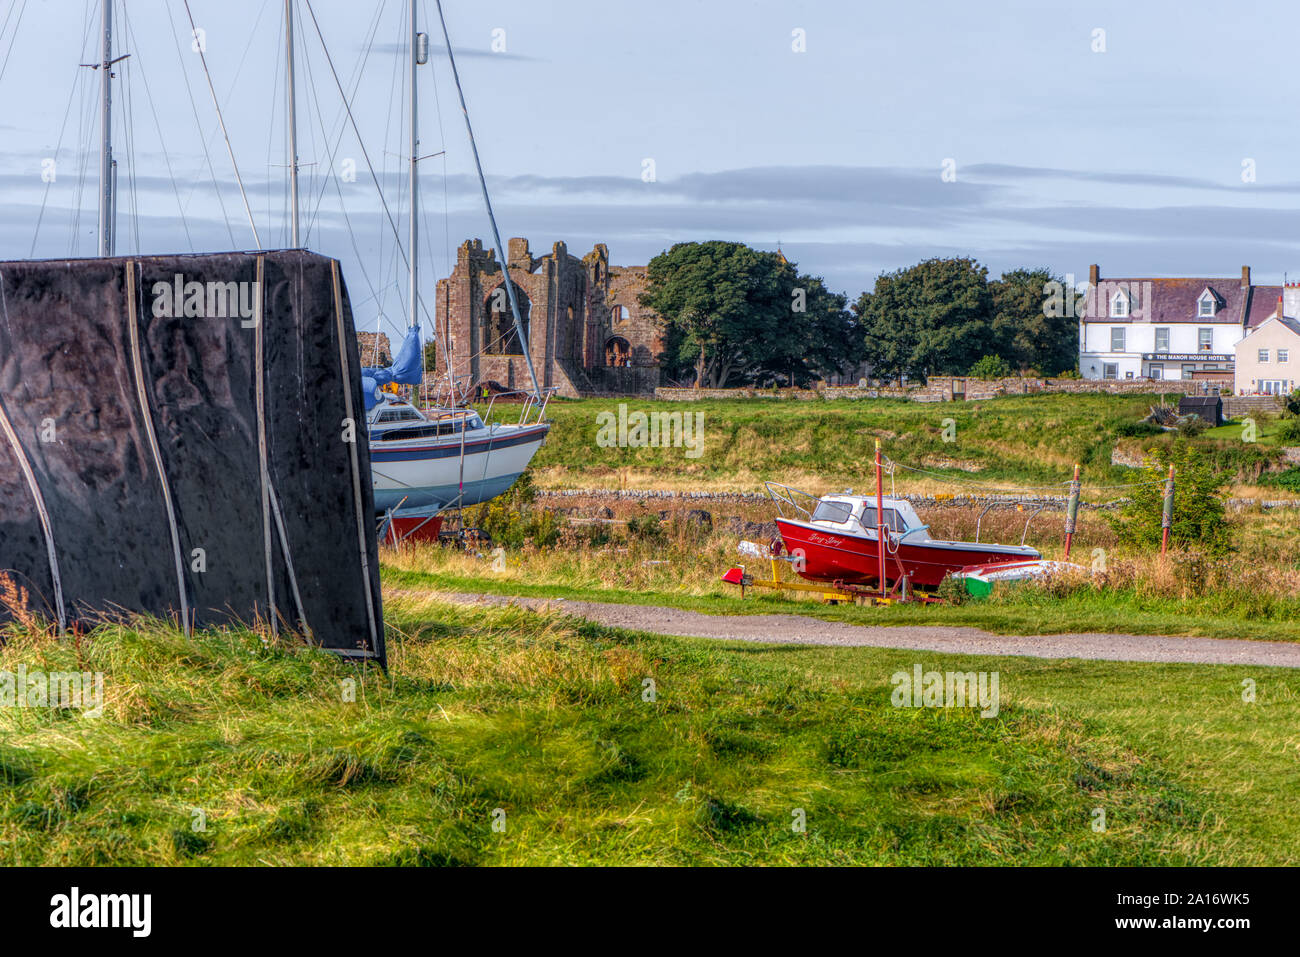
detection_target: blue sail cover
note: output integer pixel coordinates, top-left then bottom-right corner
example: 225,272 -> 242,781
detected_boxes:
361,326 -> 423,409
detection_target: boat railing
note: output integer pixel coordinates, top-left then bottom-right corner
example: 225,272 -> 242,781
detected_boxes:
481,387 -> 557,430
763,481 -> 823,524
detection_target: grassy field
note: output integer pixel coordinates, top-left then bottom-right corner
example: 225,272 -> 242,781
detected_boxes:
522,393 -> 1291,496
5,392 -> 1296,867
390,496 -> 1300,642
2,598 -> 1297,866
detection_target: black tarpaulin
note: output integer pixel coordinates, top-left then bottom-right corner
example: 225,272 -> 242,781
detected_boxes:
0,250 -> 384,665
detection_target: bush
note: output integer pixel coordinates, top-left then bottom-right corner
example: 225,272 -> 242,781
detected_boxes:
1108,441 -> 1232,555
1261,466 -> 1300,493
968,355 -> 1012,379
1275,417 -> 1300,443
1115,420 -> 1163,438
625,513 -> 664,542
1176,415 -> 1209,437
462,473 -> 564,548
1283,388 -> 1300,418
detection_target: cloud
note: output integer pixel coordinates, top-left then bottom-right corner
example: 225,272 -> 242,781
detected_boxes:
6,161 -> 1299,300
366,42 -> 540,62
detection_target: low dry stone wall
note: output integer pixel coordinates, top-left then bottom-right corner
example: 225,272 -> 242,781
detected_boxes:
654,377 -> 1202,403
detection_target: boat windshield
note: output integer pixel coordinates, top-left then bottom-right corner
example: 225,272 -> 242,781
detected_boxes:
373,405 -> 423,424
811,500 -> 854,524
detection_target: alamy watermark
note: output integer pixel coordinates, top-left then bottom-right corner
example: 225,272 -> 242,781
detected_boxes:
891,664 -> 999,718
595,403 -> 704,459
1,666 -> 104,717
151,274 -> 260,327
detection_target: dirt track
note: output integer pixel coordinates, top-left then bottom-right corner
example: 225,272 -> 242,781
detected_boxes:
437,592 -> 1300,669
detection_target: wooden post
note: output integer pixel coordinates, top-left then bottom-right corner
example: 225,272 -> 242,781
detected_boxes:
1063,463 -> 1081,559
876,440 -> 887,596
1160,464 -> 1175,555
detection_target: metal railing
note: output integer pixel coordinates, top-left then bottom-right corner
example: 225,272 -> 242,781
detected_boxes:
764,481 -> 824,523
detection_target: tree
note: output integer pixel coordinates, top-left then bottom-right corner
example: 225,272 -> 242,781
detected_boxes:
968,354 -> 1011,379
854,258 -> 994,381
641,241 -> 859,387
989,267 -> 1078,375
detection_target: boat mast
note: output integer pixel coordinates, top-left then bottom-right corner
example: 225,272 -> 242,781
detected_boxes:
285,0 -> 301,247
408,0 -> 418,332
97,0 -> 113,257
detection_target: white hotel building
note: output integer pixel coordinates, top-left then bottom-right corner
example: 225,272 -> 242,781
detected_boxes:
1079,265 -> 1280,382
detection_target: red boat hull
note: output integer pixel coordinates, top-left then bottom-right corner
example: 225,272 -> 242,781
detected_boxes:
385,515 -> 444,544
775,518 -> 1039,589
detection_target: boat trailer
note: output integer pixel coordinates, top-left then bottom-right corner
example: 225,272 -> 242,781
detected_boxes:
721,540 -> 941,606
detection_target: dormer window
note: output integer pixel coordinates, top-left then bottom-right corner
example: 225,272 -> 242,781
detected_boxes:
1110,289 -> 1130,318
1197,289 -> 1217,318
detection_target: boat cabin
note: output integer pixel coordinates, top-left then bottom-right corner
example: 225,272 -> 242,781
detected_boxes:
368,398 -> 485,442
810,494 -> 930,541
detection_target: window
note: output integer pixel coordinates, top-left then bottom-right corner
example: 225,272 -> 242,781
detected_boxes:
1103,363 -> 1118,380
1154,327 -> 1170,352
1198,291 -> 1216,317
1110,327 -> 1126,352
1110,290 -> 1129,318
1259,349 -> 1270,363
1280,349 -> 1289,363
811,500 -> 853,525
860,506 -> 907,533
1198,328 -> 1213,352
1149,363 -> 1163,380
1181,364 -> 1195,380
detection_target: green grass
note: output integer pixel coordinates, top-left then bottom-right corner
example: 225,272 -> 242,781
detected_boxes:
3,598 -> 1296,865
526,393 -> 1283,493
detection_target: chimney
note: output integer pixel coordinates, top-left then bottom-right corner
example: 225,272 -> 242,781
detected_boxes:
1284,284 -> 1300,320
1242,265 -> 1251,287
1089,264 -> 1099,286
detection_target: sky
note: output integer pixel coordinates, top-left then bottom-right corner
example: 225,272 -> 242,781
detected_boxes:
2,0 -> 1300,343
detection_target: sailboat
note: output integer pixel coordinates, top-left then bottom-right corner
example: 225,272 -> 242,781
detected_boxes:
281,1 -> 552,539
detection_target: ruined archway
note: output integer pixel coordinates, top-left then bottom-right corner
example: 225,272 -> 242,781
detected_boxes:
484,283 -> 531,355
605,335 -> 631,367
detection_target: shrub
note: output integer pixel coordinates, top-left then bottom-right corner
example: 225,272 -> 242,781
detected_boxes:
1275,417 -> 1300,443
462,473 -> 565,548
1261,466 -> 1300,493
1108,441 -> 1232,555
968,355 -> 1012,379
1114,420 -> 1163,438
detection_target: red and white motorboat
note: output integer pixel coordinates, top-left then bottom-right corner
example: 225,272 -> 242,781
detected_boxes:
766,483 -> 1040,589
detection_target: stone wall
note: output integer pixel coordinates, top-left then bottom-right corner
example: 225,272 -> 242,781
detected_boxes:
655,377 -> 1222,403
1222,395 -> 1285,418
357,331 -> 392,367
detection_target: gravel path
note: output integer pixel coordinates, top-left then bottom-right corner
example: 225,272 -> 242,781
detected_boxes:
434,592 -> 1300,668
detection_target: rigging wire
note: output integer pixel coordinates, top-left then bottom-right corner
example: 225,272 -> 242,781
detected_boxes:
301,0 -> 409,271
882,454 -> 1167,497
176,0 -> 273,214
28,0 -> 96,256
164,2 -> 236,248
294,15 -> 387,333
0,0 -> 28,93
121,3 -> 194,252
181,0 -> 261,249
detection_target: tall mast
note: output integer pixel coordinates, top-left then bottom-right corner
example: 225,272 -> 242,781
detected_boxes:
285,0 -> 301,246
97,0 -> 113,257
408,0 -> 419,331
